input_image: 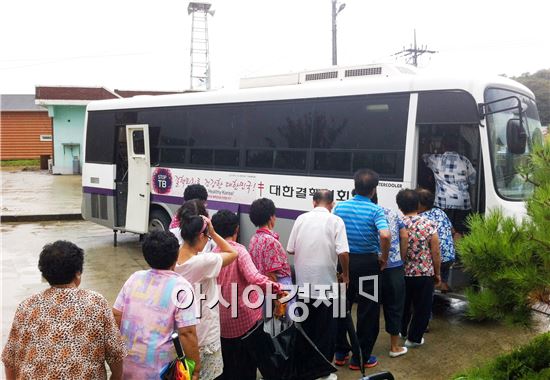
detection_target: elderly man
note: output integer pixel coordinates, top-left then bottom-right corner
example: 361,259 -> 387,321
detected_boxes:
333,169 -> 391,371
287,189 -> 349,370
422,137 -> 476,236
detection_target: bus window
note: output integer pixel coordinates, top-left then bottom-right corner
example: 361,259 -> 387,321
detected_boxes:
132,130 -> 145,155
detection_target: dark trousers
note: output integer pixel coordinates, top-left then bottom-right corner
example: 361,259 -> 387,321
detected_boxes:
381,266 -> 406,336
218,323 -> 261,380
301,300 -> 337,362
335,253 -> 381,362
444,208 -> 471,234
401,276 -> 434,343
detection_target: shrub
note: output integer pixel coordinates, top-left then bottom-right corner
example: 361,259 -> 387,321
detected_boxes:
452,332 -> 550,379
458,143 -> 550,326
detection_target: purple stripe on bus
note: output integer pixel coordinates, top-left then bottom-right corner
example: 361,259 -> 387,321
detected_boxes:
82,186 -> 116,196
151,194 -> 304,220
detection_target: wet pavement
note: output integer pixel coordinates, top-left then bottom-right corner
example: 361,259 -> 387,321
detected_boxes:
1,220 -> 548,380
1,169 -> 81,217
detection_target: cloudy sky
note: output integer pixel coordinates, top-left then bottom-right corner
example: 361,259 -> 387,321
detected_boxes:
1,0 -> 549,94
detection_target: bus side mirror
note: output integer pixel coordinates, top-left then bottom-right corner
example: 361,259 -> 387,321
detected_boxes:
506,118 -> 527,154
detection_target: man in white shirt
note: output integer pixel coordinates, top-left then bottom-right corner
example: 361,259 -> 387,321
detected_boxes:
287,189 -> 350,371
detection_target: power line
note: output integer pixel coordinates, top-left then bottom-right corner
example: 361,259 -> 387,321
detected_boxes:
393,29 -> 437,67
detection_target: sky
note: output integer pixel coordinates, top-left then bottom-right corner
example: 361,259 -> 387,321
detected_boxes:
1,0 -> 549,94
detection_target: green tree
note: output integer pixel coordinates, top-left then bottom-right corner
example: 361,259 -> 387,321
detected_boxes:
459,143 -> 550,326
512,69 -> 550,126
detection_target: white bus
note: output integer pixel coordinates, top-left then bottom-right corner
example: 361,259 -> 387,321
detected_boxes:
81,65 -> 544,249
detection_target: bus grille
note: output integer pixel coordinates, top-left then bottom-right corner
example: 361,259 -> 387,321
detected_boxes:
305,71 -> 338,81
345,67 -> 382,77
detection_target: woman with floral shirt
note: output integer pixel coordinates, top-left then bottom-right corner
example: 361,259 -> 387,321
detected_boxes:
248,198 -> 293,321
396,189 -> 441,349
248,198 -> 292,282
417,188 -> 456,293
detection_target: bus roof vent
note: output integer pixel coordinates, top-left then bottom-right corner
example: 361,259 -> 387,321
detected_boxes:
345,67 -> 383,77
239,63 -> 416,89
305,71 -> 338,81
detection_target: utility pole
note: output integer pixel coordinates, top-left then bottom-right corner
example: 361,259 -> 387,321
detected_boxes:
188,2 -> 215,90
393,29 -> 437,67
332,0 -> 346,66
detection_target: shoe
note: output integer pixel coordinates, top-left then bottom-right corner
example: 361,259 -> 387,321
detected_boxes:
349,355 -> 378,370
389,347 -> 408,358
333,351 -> 349,366
316,374 -> 337,380
405,338 -> 425,348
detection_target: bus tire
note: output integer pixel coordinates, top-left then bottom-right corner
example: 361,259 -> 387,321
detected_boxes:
148,209 -> 171,233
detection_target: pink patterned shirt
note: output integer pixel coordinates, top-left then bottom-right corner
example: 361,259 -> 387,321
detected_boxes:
248,228 -> 292,278
215,241 -> 282,338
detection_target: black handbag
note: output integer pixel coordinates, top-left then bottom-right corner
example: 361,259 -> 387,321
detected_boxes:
242,319 -> 337,380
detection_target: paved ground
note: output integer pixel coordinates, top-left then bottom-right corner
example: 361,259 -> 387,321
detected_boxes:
1,170 -> 548,379
1,220 -> 548,380
1,169 -> 81,217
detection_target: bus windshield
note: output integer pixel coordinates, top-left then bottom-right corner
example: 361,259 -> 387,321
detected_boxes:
485,88 -> 544,200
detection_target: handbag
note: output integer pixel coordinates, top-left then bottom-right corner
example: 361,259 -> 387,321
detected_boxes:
242,319 -> 337,380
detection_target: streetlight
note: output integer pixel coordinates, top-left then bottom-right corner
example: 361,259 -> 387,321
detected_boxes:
332,0 -> 346,66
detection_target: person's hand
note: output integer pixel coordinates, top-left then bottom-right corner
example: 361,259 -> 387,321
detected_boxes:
378,256 -> 387,271
202,215 -> 213,234
192,373 -> 200,380
273,291 -> 289,318
341,273 -> 350,288
434,274 -> 441,286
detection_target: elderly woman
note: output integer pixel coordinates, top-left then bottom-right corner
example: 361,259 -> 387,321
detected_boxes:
248,198 -> 292,285
113,231 -> 201,380
2,240 -> 126,380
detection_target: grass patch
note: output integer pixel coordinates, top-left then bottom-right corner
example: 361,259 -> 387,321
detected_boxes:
1,159 -> 40,167
452,332 -> 550,379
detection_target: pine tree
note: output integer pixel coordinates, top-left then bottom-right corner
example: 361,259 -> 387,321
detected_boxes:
459,143 -> 550,326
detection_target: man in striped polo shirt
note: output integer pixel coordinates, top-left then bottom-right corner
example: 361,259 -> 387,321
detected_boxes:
333,169 -> 391,370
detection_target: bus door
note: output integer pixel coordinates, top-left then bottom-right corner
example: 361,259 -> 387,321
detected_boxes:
414,91 -> 485,214
124,125 -> 151,233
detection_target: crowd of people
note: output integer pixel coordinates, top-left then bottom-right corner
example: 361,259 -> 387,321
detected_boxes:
2,162 -> 467,379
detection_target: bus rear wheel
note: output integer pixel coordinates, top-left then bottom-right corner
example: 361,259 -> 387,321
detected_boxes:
148,209 -> 171,233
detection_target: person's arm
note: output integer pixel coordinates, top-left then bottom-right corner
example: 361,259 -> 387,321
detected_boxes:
178,326 -> 201,380
102,298 -> 126,380
4,366 -> 15,380
467,159 -> 477,185
286,219 -> 298,256
108,361 -> 123,380
4,368 -> 15,380
334,217 -> 350,285
3,303 -> 24,380
378,229 -> 391,269
238,249 -> 282,294
206,218 -> 238,267
430,233 -> 441,285
338,252 -> 350,286
375,208 -> 391,269
112,308 -> 122,329
399,227 -> 408,262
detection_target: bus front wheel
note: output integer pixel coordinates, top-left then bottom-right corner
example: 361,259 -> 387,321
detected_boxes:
148,209 -> 171,233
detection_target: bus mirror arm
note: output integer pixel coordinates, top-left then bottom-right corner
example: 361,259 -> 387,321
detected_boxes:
478,96 -> 524,130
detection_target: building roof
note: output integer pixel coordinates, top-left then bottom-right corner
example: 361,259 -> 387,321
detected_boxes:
35,86 -> 120,106
1,94 -> 46,112
114,89 -> 184,98
35,86 -> 189,106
